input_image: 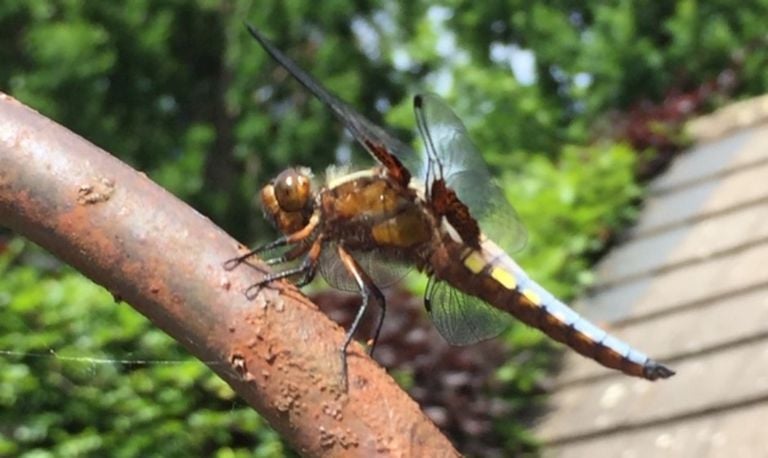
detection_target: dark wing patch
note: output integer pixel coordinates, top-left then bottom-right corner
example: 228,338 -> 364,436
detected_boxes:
363,139 -> 411,188
430,179 -> 481,249
413,93 -> 528,254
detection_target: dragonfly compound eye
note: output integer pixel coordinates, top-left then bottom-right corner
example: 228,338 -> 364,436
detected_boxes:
273,168 -> 311,212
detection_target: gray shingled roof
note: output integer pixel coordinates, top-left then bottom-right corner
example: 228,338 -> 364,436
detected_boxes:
535,95 -> 768,457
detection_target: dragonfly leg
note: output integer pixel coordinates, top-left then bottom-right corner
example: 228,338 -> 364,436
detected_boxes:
244,263 -> 309,299
291,236 -> 323,288
243,236 -> 324,299
369,296 -> 386,358
224,235 -> 294,271
223,214 -> 319,270
263,242 -> 311,266
337,245 -> 385,391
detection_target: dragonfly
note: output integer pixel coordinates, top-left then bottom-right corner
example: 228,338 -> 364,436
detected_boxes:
226,23 -> 675,386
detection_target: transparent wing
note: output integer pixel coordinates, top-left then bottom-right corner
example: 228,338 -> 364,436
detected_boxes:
318,243 -> 411,292
414,93 -> 527,253
425,276 -> 510,345
246,24 -> 422,173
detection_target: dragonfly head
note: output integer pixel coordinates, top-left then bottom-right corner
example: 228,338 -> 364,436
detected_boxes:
260,167 -> 314,234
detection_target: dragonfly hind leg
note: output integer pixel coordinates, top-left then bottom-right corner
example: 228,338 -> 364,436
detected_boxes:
336,245 -> 386,391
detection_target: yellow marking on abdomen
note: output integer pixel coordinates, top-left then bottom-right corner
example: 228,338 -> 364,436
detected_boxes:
522,288 -> 541,306
463,251 -> 486,274
490,266 -> 517,289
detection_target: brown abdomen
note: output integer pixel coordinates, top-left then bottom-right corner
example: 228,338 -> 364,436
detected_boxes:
433,237 -> 674,381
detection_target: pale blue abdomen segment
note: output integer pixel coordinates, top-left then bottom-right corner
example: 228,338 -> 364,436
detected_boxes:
514,268 -> 652,367
458,238 -> 674,380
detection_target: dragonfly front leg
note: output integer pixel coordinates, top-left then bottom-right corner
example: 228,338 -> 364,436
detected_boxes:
336,245 -> 386,391
263,242 -> 311,266
223,214 -> 320,271
243,235 -> 324,299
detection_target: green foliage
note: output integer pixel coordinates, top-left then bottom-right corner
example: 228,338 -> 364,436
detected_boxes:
0,241 -> 288,458
509,143 -> 640,297
448,0 -> 768,141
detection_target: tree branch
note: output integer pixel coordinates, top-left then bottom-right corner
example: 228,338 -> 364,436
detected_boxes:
0,93 -> 458,457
